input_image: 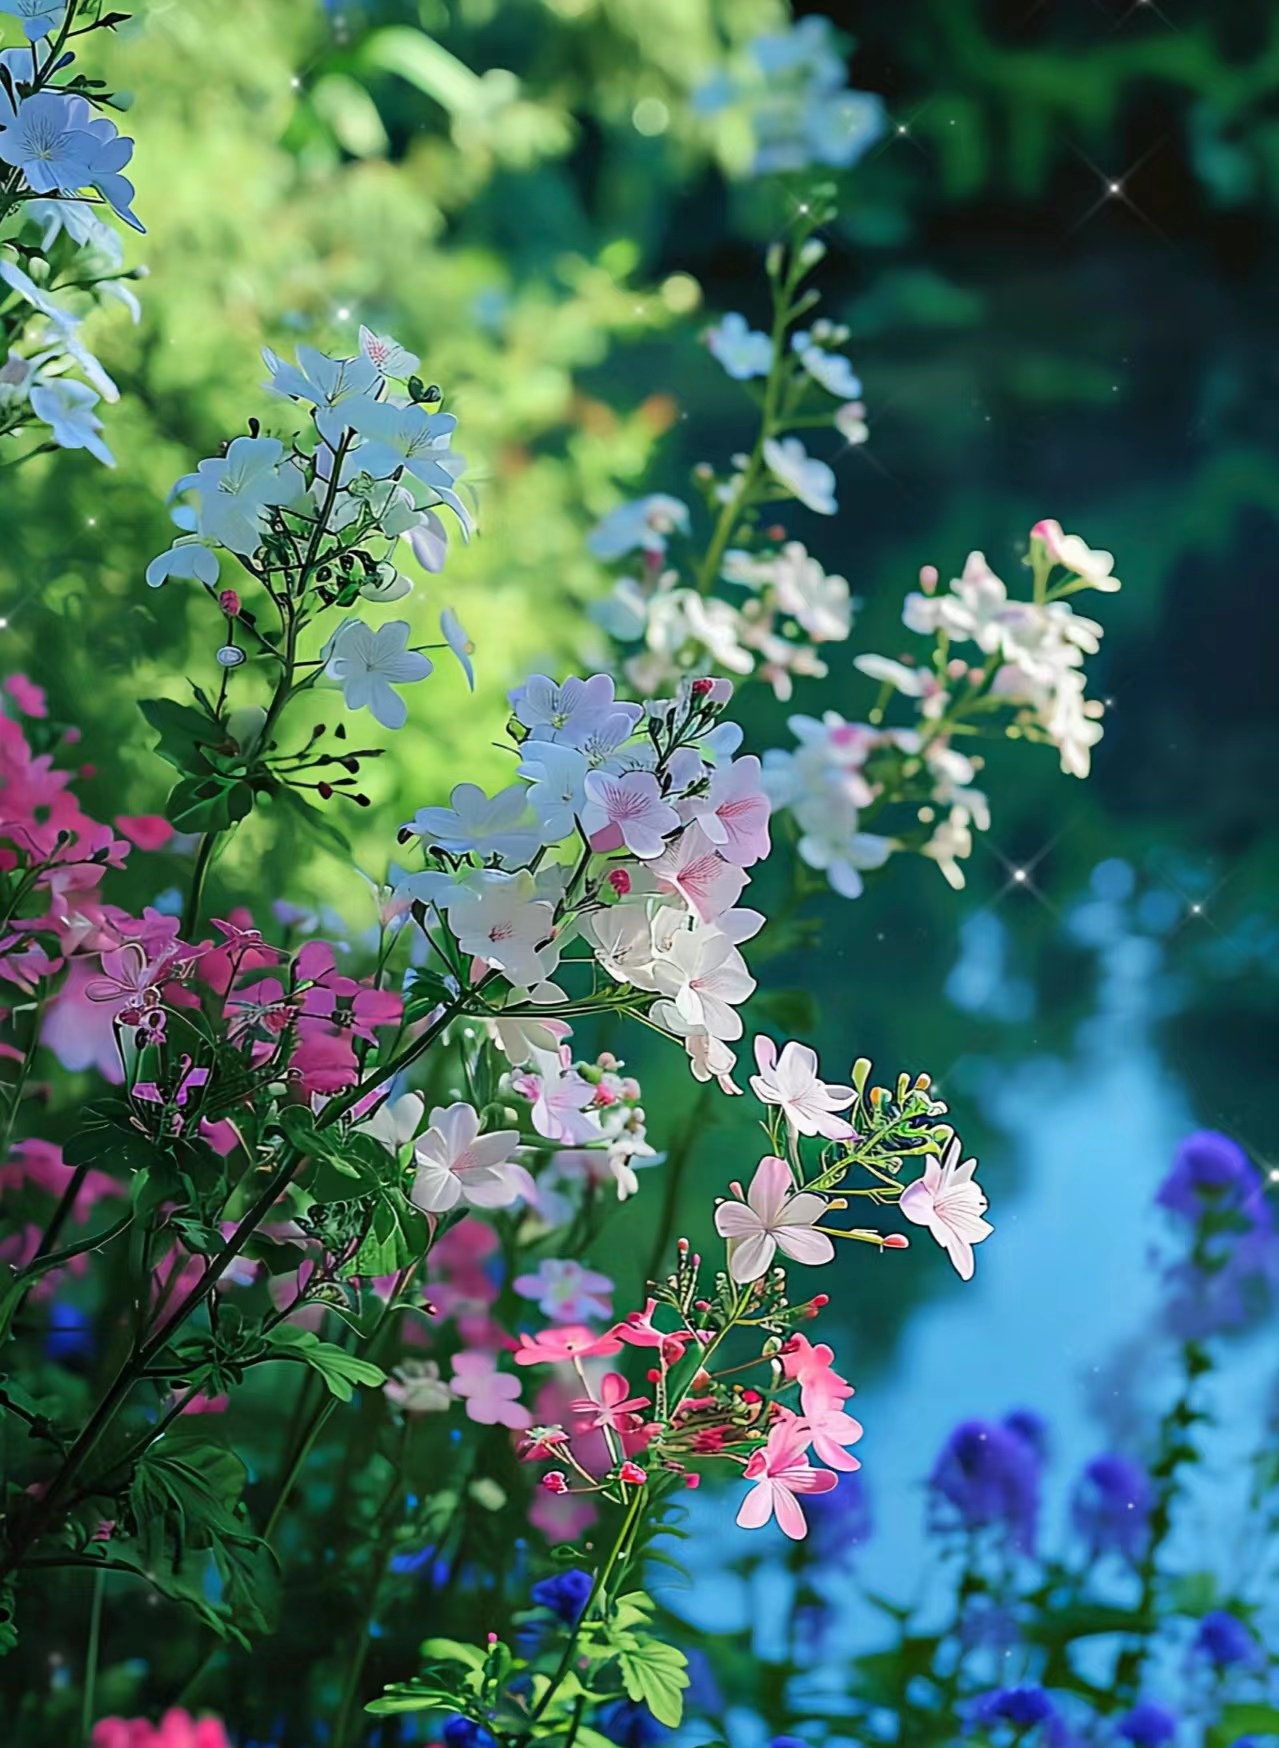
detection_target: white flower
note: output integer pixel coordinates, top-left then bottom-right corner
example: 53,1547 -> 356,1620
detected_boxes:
384,1359 -> 452,1415
653,922 -> 756,1041
792,331 -> 861,399
359,325 -> 419,380
359,1091 -> 424,1153
707,311 -> 773,380
584,905 -> 661,991
29,378 -> 113,467
714,1154 -> 834,1283
921,805 -> 976,891
324,619 -> 433,731
834,401 -> 869,446
172,435 -> 302,555
406,506 -> 452,573
448,870 -> 556,986
899,1134 -> 991,1280
518,744 -> 588,842
261,344 -> 379,426
587,494 -> 690,561
411,1101 -> 532,1212
649,821 -> 748,924
407,783 -> 548,863
0,92 -> 96,194
510,673 -> 641,748
763,436 -> 837,515
650,998 -> 741,1092
145,536 -> 220,590
679,593 -> 755,674
749,1037 -> 855,1140
1031,519 -> 1120,592
581,769 -> 680,860
770,542 -> 852,642
440,608 -> 475,690
343,397 -> 460,496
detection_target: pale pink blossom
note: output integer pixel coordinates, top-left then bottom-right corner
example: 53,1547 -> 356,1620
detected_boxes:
798,1399 -> 863,1471
899,1134 -> 992,1281
735,1418 -> 837,1539
450,1352 -> 532,1428
513,1324 -> 623,1365
514,1258 -> 614,1323
749,1036 -> 856,1140
688,755 -> 771,867
1030,518 -> 1121,592
780,1334 -> 852,1410
713,1155 -> 834,1283
581,769 -> 680,860
650,822 -> 747,923
410,1102 -> 533,1213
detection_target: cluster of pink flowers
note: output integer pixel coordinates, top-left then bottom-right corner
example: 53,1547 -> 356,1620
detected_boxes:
92,1709 -> 231,1748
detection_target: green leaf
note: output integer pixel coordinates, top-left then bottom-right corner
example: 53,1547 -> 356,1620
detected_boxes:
263,1325 -> 386,1401
350,1188 -> 428,1277
166,775 -> 254,834
419,1637 -> 486,1669
1208,1705 -> 1279,1748
139,696 -> 224,775
617,1638 -> 689,1729
267,781 -> 352,857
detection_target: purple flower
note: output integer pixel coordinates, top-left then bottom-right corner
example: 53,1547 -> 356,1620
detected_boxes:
1004,1408 -> 1050,1458
1071,1454 -> 1153,1563
965,1687 -> 1058,1736
1157,1132 -> 1268,1229
530,1568 -> 593,1624
803,1468 -> 872,1560
1194,1610 -> 1259,1668
443,1718 -> 498,1748
1117,1703 -> 1176,1748
597,1699 -> 669,1748
928,1419 -> 1041,1552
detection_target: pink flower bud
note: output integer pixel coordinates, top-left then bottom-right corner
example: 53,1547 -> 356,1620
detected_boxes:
218,588 -> 241,616
618,1460 -> 648,1485
883,1233 -> 910,1250
919,564 -> 939,594
691,677 -> 715,698
541,1470 -> 569,1495
684,1473 -> 701,1489
607,868 -> 632,897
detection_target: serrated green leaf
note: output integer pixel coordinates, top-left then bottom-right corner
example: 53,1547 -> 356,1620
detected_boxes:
263,1325 -> 385,1401
618,1638 -> 689,1728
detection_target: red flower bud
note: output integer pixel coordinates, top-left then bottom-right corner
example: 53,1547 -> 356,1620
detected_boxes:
218,588 -> 241,616
618,1460 -> 648,1485
607,867 -> 632,897
541,1470 -> 569,1494
883,1234 -> 910,1249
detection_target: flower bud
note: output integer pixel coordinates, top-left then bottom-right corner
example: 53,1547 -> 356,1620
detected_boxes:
218,589 -> 241,616
541,1470 -> 569,1494
919,564 -> 939,594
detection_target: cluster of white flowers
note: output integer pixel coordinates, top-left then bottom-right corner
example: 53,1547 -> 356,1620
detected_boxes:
694,14 -> 885,177
510,1043 -> 658,1208
0,21 -> 147,467
394,673 -> 772,1092
764,522 -> 1121,896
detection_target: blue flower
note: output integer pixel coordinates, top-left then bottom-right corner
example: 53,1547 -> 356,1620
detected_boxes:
531,1568 -> 593,1624
596,1698 -> 669,1748
1194,1610 -> 1258,1668
1117,1702 -> 1176,1748
45,1300 -> 93,1364
965,1687 -> 1059,1739
707,311 -> 773,381
442,1716 -> 498,1748
1157,1132 -> 1268,1228
1071,1454 -> 1152,1563
928,1418 -> 1041,1552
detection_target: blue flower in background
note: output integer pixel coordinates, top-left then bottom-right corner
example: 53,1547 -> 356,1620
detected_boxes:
1157,1131 -> 1268,1227
442,1716 -> 498,1748
964,1687 -> 1068,1744
45,1300 -> 93,1365
1193,1609 -> 1259,1668
530,1567 -> 593,1624
1117,1702 -> 1177,1747
1071,1454 -> 1153,1563
596,1697 -> 669,1748
928,1418 -> 1042,1552
1156,1132 -> 1279,1336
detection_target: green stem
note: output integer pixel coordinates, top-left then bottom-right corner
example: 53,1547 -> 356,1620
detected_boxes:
80,1563 -> 106,1743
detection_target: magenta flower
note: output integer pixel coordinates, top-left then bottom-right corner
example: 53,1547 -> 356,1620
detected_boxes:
581,769 -> 680,860
899,1135 -> 992,1281
450,1352 -> 532,1429
714,1155 -> 834,1283
736,1418 -> 838,1540
514,1258 -> 614,1323
91,1707 -> 233,1748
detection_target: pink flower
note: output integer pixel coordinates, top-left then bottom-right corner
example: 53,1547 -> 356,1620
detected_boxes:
692,755 -> 771,868
541,1469 -> 569,1494
514,1258 -> 614,1323
450,1352 -> 532,1429
612,1297 -> 695,1357
0,1137 -> 119,1221
617,1460 -> 648,1485
288,1029 -> 358,1096
779,1334 -> 852,1409
899,1134 -> 992,1281
570,1371 -> 651,1434
735,1419 -> 837,1540
650,822 -> 747,924
91,1709 -> 233,1748
581,770 -> 680,860
4,674 -> 47,718
797,1399 -> 863,1471
749,1036 -> 856,1140
713,1155 -> 834,1284
179,1392 -> 229,1416
530,1484 -> 598,1543
513,1324 -> 623,1366
115,815 -> 174,851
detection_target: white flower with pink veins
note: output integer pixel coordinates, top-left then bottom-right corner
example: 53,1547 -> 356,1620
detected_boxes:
749,1037 -> 856,1141
899,1134 -> 992,1280
411,1101 -> 533,1213
654,923 -> 756,1042
714,1154 -> 835,1284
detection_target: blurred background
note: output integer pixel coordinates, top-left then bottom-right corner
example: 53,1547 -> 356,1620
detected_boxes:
5,0 -> 1278,1725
